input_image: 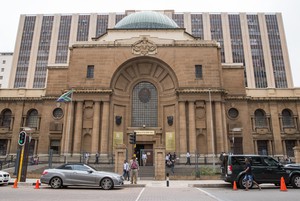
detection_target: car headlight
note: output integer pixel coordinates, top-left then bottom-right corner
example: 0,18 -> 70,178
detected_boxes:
113,175 -> 124,180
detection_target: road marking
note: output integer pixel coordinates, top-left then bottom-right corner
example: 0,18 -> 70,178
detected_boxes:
135,187 -> 145,201
196,188 -> 225,201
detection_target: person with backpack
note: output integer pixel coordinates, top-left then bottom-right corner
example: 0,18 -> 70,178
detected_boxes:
130,157 -> 139,184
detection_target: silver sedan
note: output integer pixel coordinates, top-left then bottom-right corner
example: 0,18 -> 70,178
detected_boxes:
40,163 -> 124,190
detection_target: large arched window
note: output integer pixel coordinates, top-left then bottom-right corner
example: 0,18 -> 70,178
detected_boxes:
0,109 -> 12,127
254,109 -> 267,128
282,109 -> 294,127
132,82 -> 158,127
26,109 -> 39,128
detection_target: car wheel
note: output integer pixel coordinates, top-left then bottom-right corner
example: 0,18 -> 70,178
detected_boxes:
50,177 -> 63,189
100,177 -> 113,190
291,175 -> 300,188
239,176 -> 253,189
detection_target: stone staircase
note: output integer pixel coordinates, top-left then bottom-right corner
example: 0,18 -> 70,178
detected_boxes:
138,166 -> 155,179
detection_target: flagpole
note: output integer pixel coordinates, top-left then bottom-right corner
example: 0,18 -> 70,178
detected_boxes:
65,90 -> 74,163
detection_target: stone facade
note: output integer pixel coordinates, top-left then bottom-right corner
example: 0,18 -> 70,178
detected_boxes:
1,24 -> 300,166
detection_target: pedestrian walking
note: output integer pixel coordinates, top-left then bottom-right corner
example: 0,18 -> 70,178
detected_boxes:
123,160 -> 130,181
142,152 -> 147,166
95,152 -> 99,164
242,158 -> 261,191
185,151 -> 191,165
84,152 -> 90,164
170,159 -> 175,174
130,157 -> 139,184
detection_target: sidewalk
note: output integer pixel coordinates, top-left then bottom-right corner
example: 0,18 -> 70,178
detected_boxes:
8,178 -> 231,188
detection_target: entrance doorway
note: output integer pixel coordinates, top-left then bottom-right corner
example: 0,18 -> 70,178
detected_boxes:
135,144 -> 153,166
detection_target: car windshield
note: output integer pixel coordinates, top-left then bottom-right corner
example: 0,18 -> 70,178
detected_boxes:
263,157 -> 279,166
55,164 -> 97,171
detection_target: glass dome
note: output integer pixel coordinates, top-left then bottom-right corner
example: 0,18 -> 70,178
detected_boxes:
115,11 -> 179,29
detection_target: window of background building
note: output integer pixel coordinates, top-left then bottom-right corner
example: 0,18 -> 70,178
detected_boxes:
285,140 -> 296,157
87,65 -> 94,78
50,140 -> 60,154
257,140 -> 268,155
195,65 -> 202,79
0,76 -> 3,80
2,60 -> 6,64
132,82 -> 158,127
0,140 -> 7,155
0,109 -> 12,127
254,109 -> 267,128
228,108 -> 239,119
1,68 -> 4,72
26,109 -> 39,129
14,16 -> 36,88
53,108 -> 63,119
55,15 -> 72,64
282,109 -> 294,128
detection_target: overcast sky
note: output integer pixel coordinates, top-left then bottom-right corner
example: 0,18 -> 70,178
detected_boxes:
1,0 -> 299,87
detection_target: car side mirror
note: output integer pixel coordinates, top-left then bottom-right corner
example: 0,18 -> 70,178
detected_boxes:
87,170 -> 93,174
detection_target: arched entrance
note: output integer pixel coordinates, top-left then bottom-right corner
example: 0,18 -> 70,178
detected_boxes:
110,56 -> 179,163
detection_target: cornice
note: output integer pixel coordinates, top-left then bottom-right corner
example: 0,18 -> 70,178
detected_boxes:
176,88 -> 227,94
71,41 -> 218,49
225,95 -> 300,101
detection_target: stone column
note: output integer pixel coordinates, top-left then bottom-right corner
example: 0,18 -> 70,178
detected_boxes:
206,99 -> 214,155
188,101 -> 196,154
91,101 -> 101,153
154,146 -> 166,180
114,144 -> 126,175
214,101 -> 224,153
73,101 -> 83,154
269,103 -> 283,155
293,146 -> 300,163
179,101 -> 187,159
100,101 -> 110,161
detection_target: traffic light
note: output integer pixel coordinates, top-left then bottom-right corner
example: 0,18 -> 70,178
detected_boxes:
18,131 -> 26,146
129,132 -> 136,144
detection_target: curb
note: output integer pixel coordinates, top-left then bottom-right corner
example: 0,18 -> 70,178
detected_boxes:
192,183 -> 231,188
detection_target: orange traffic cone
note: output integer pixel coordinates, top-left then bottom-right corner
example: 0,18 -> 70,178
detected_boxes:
280,177 -> 287,191
34,179 -> 40,189
12,179 -> 18,188
233,181 -> 238,190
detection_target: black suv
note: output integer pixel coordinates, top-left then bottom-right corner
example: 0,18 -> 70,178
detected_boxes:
220,154 -> 300,188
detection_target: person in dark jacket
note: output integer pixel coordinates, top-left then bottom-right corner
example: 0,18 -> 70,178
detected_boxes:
242,158 -> 261,191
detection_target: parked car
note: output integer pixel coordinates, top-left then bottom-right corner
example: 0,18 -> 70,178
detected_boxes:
284,163 -> 300,168
220,154 -> 300,189
0,170 -> 10,185
40,163 -> 124,190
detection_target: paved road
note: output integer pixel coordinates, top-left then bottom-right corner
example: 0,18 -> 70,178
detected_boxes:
3,178 -> 299,201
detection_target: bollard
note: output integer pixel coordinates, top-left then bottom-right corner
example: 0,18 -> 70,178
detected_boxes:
166,173 -> 169,187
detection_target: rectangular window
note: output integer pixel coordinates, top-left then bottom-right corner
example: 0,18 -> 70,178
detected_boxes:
1,68 -> 4,72
0,76 -> 3,80
195,65 -> 202,79
2,60 -> 6,64
50,140 -> 60,154
87,65 -> 94,78
285,140 -> 296,157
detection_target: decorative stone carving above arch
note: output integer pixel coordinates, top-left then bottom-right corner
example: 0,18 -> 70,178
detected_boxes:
111,57 -> 178,96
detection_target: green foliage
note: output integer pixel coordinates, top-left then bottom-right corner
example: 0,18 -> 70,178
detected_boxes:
192,166 -> 216,176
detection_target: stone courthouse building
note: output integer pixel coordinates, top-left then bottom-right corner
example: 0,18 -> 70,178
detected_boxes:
1,10 -> 300,166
